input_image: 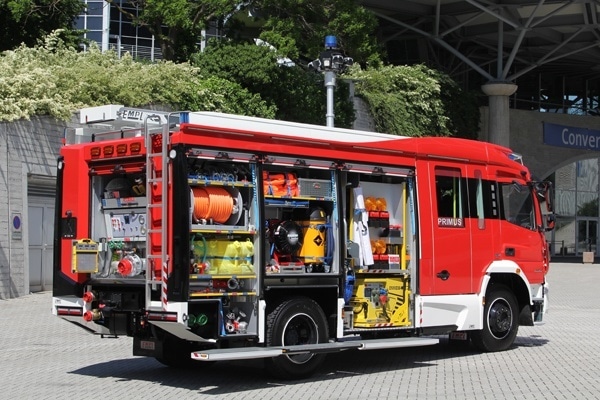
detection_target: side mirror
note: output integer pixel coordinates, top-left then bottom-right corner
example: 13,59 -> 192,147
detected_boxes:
545,214 -> 556,231
533,181 -> 554,212
544,183 -> 554,213
532,180 -> 555,231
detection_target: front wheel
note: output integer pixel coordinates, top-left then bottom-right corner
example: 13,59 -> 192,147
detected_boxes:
265,297 -> 329,380
471,285 -> 519,352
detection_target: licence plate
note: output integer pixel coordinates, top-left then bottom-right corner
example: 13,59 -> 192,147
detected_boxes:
450,331 -> 468,341
140,340 -> 156,350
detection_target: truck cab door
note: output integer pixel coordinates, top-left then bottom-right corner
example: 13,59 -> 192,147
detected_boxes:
426,163 -> 473,295
496,177 -> 547,285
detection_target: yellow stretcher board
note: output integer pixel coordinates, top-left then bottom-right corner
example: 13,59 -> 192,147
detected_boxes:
72,239 -> 99,273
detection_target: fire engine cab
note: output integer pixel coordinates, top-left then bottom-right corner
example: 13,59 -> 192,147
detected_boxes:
52,105 -> 553,379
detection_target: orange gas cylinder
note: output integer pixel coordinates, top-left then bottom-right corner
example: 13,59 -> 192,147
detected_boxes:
299,208 -> 327,265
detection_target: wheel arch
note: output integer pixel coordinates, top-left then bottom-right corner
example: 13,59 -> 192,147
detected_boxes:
483,260 -> 534,326
263,287 -> 338,339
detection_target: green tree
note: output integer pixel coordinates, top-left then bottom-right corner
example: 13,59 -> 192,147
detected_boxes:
436,72 -> 480,140
192,40 -> 354,127
348,64 -> 479,138
250,0 -> 382,67
0,31 -> 275,121
0,0 -> 84,51
106,0 -> 382,66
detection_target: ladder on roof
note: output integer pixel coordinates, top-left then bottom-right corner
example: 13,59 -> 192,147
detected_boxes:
144,116 -> 171,311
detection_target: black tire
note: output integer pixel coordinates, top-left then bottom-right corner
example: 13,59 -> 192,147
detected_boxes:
265,297 -> 329,380
471,285 -> 519,352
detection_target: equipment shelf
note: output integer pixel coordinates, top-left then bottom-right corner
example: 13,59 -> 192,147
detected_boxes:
105,237 -> 146,242
187,177 -> 254,188
189,274 -> 256,280
190,225 -> 255,234
189,291 -> 257,298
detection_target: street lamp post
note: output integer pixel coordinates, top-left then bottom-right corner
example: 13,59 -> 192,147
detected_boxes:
308,36 -> 353,127
325,70 -> 336,128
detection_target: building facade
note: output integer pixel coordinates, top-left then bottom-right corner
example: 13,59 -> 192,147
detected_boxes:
498,110 -> 600,259
78,1 -> 162,60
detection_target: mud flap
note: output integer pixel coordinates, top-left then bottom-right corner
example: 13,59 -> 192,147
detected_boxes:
133,337 -> 163,357
148,320 -> 217,343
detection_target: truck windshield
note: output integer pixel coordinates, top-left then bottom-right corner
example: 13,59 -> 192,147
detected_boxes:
500,182 -> 535,230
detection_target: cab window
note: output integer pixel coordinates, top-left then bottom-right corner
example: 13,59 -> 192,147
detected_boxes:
435,167 -> 466,228
500,182 -> 535,230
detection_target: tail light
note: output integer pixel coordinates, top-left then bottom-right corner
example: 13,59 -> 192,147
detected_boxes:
56,307 -> 83,316
82,291 -> 96,303
147,311 -> 178,322
83,309 -> 102,322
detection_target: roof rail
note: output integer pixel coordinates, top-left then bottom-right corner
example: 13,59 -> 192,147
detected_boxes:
64,105 -> 181,145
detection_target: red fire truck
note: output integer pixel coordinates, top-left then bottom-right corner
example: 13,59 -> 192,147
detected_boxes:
52,105 -> 553,379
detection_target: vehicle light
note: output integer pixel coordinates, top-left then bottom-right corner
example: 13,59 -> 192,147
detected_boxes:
130,142 -> 142,153
82,291 -> 96,303
147,311 -> 178,322
90,147 -> 101,157
103,145 -> 114,156
56,306 -> 83,316
83,309 -> 101,322
116,144 -> 128,155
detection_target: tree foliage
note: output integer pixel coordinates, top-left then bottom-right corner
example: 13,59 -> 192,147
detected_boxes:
192,40 -> 354,127
348,64 -> 480,138
0,0 -> 84,51
106,0 -> 382,66
0,1 -> 480,138
0,31 -> 275,121
251,0 -> 382,67
0,30 -> 478,137
436,74 -> 480,140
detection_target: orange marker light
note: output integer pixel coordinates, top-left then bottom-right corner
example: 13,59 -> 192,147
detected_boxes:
90,147 -> 101,157
116,144 -> 128,155
130,142 -> 142,153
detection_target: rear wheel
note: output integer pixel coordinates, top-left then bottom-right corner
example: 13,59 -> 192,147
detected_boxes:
471,285 -> 519,352
265,297 -> 329,380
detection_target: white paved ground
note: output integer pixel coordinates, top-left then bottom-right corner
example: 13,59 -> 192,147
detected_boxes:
0,262 -> 597,399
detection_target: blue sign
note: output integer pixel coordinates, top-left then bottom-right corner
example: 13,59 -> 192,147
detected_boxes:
543,122 -> 600,151
13,215 -> 21,230
11,213 -> 22,240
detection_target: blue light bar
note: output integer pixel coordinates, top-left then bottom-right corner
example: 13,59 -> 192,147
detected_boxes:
325,35 -> 337,49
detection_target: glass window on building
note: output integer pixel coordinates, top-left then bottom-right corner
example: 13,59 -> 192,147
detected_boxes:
551,158 -> 600,256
